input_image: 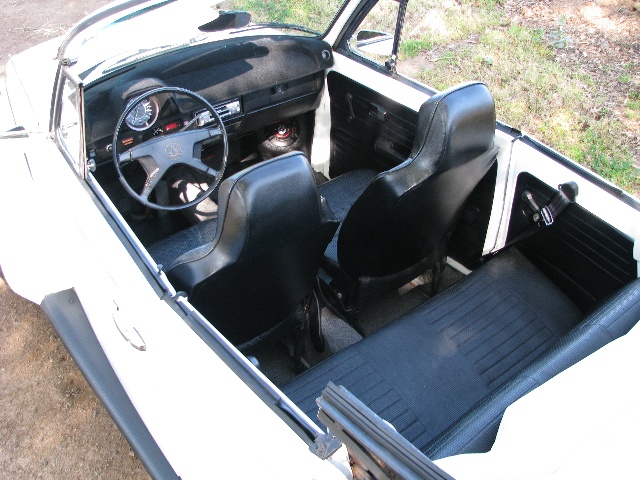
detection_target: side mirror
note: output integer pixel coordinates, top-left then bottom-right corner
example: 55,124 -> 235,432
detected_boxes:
199,10 -> 252,32
352,30 -> 394,56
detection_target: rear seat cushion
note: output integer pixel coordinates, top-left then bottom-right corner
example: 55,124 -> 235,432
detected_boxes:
284,249 -> 583,452
425,273 -> 640,459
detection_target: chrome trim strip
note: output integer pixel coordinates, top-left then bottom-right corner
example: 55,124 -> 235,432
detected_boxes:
51,66 -> 87,177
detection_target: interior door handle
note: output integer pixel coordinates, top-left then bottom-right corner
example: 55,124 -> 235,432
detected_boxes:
345,93 -> 355,123
368,103 -> 387,123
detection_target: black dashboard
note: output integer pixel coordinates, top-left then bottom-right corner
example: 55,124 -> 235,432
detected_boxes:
83,35 -> 333,165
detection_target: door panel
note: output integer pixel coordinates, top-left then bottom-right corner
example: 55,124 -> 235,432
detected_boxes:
327,71 -> 418,177
508,173 -> 637,312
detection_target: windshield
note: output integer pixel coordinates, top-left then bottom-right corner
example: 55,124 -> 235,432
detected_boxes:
218,0 -> 347,36
72,0 -> 348,83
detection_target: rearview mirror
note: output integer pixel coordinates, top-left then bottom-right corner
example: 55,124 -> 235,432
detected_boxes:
199,10 -> 251,32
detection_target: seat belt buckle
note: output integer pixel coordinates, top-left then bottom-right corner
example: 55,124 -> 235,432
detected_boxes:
523,181 -> 579,228
488,182 -> 579,258
540,205 -> 554,226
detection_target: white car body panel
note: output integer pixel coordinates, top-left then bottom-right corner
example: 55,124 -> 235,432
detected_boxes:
2,0 -> 640,478
0,37 -> 347,480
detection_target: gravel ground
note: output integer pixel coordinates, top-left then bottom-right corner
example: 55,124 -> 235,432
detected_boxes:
1,1 -> 149,478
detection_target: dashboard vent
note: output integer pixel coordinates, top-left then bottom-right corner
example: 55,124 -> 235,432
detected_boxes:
214,99 -> 241,120
196,99 -> 242,127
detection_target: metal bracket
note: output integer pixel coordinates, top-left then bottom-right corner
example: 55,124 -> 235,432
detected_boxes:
384,56 -> 396,73
60,57 -> 78,67
311,431 -> 342,460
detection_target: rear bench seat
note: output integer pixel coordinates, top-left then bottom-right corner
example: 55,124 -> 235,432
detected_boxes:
283,248 -> 640,458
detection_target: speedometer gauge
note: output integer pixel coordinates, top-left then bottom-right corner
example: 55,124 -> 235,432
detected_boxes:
125,97 -> 159,131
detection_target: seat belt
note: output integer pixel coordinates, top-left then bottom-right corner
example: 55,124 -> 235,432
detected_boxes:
489,181 -> 579,256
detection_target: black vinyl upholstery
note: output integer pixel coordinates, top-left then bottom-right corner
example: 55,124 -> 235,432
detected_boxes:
283,249 -> 640,457
149,219 -> 218,270
424,272 -> 640,459
153,152 -> 338,348
321,82 -> 499,309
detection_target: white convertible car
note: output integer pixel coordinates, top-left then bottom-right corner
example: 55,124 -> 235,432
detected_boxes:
1,0 -> 639,478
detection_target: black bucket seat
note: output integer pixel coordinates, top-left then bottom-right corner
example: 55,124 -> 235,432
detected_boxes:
149,152 -> 338,366
320,82 -> 499,315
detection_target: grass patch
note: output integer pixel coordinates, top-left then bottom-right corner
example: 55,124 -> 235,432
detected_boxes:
401,39 -> 433,58
625,92 -> 640,120
580,128 -> 637,190
393,0 -> 638,193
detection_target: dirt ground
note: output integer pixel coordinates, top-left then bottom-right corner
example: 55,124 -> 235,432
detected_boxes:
0,274 -> 149,479
507,0 -> 640,171
0,0 -> 637,479
1,3 -> 148,479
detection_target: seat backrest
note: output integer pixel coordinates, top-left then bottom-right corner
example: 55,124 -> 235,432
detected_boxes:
338,82 -> 498,279
167,152 -> 338,346
424,275 -> 640,460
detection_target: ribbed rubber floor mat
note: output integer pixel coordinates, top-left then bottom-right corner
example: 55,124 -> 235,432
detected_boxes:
283,249 -> 582,452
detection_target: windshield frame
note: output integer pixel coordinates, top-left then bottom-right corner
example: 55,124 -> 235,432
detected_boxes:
65,0 -> 352,86
50,64 -> 88,178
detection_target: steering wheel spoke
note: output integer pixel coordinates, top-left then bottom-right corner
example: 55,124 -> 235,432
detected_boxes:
180,156 -> 217,177
117,150 -> 135,166
141,170 -> 165,200
112,87 -> 228,211
206,126 -> 223,141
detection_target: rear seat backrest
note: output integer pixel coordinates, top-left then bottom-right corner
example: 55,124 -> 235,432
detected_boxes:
434,308 -> 640,479
424,274 -> 640,459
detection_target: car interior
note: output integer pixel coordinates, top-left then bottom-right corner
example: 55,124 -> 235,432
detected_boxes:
83,30 -> 640,464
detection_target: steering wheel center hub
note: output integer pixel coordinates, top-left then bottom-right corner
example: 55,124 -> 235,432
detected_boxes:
112,86 -> 228,211
165,142 -> 182,161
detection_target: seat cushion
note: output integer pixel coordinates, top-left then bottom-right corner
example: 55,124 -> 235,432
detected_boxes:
424,272 -> 640,459
161,152 -> 339,347
148,219 -> 217,268
283,249 -> 582,452
319,169 -> 378,262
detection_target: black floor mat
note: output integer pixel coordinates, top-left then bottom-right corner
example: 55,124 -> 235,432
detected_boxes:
283,249 -> 582,452
99,178 -> 191,247
128,211 -> 191,247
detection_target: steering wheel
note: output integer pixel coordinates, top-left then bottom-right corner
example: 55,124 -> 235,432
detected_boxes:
112,86 -> 228,211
